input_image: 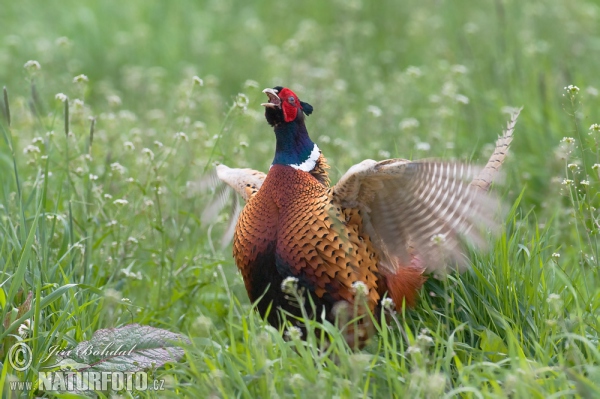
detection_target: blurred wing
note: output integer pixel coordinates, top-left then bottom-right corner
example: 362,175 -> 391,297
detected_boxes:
195,164 -> 266,248
332,159 -> 499,274
215,164 -> 267,201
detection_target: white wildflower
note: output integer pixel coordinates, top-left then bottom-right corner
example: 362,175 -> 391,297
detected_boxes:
24,60 -> 41,71
154,140 -> 164,147
333,79 -> 347,91
352,281 -> 369,297
451,64 -> 468,74
561,137 -> 575,144
55,36 -> 72,47
429,94 -> 441,103
18,319 -> 32,338
289,374 -> 305,389
281,276 -> 299,295
55,93 -> 68,102
567,163 -> 578,170
551,253 -> 560,259
454,94 -> 470,104
416,332 -> 434,346
235,93 -> 249,109
319,135 -> 331,144
545,319 -> 557,327
192,76 -> 204,86
106,220 -> 117,227
592,164 -> 600,170
285,326 -> 303,341
430,233 -> 446,244
89,174 -> 98,181
23,145 -> 40,154
564,85 -> 579,94
73,74 -> 89,83
416,142 -> 431,151
406,66 -> 422,77
104,193 -> 113,200
367,105 -> 382,117
121,269 -> 142,280
581,180 -> 590,186
113,199 -> 128,206
107,95 -> 122,107
124,141 -> 135,150
589,123 -> 600,133
399,118 -> 419,130
381,297 -> 395,312
110,162 -> 126,174
546,293 -> 563,313
127,236 -> 139,244
243,79 -> 259,88
174,132 -> 189,142
142,148 -> 154,160
561,179 -> 573,186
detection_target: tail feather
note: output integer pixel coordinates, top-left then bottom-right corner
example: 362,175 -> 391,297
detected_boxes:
382,259 -> 427,310
470,108 -> 521,191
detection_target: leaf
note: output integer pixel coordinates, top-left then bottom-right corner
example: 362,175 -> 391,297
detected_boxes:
55,324 -> 190,373
480,328 -> 508,362
0,287 -> 6,308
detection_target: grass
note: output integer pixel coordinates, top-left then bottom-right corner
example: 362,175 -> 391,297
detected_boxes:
1,0 -> 600,397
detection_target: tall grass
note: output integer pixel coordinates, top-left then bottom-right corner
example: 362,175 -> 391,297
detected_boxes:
1,0 -> 600,397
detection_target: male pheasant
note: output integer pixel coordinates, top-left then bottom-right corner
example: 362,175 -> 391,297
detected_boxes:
212,86 -> 519,343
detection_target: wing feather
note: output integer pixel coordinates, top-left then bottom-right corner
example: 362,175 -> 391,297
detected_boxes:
333,159 -> 498,274
332,111 -> 519,274
197,164 -> 266,246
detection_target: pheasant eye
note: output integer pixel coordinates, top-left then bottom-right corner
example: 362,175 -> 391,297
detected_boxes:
288,96 -> 295,103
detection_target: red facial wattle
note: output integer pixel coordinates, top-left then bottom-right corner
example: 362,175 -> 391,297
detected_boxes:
279,88 -> 302,122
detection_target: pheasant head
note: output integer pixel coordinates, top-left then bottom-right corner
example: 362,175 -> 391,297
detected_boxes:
261,87 -> 319,172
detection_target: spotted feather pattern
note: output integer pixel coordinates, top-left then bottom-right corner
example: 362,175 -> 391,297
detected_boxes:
234,165 -> 380,311
334,159 -> 497,273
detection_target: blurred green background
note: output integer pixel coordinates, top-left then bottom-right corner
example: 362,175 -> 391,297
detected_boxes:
2,0 -> 600,397
2,0 -> 599,208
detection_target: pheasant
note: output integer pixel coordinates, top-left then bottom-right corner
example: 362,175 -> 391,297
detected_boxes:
210,86 -> 519,343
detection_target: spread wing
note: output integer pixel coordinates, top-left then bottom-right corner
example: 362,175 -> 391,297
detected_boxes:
331,110 -> 519,274
195,164 -> 266,248
332,160 -> 497,274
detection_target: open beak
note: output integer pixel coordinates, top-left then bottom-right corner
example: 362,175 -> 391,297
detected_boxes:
261,88 -> 281,108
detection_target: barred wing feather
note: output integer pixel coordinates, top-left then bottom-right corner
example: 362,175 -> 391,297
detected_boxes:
332,159 -> 499,273
199,165 -> 266,248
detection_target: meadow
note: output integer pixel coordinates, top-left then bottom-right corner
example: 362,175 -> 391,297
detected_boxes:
1,0 -> 600,397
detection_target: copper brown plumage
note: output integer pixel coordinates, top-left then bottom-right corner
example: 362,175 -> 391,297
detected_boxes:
211,86 -> 520,343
